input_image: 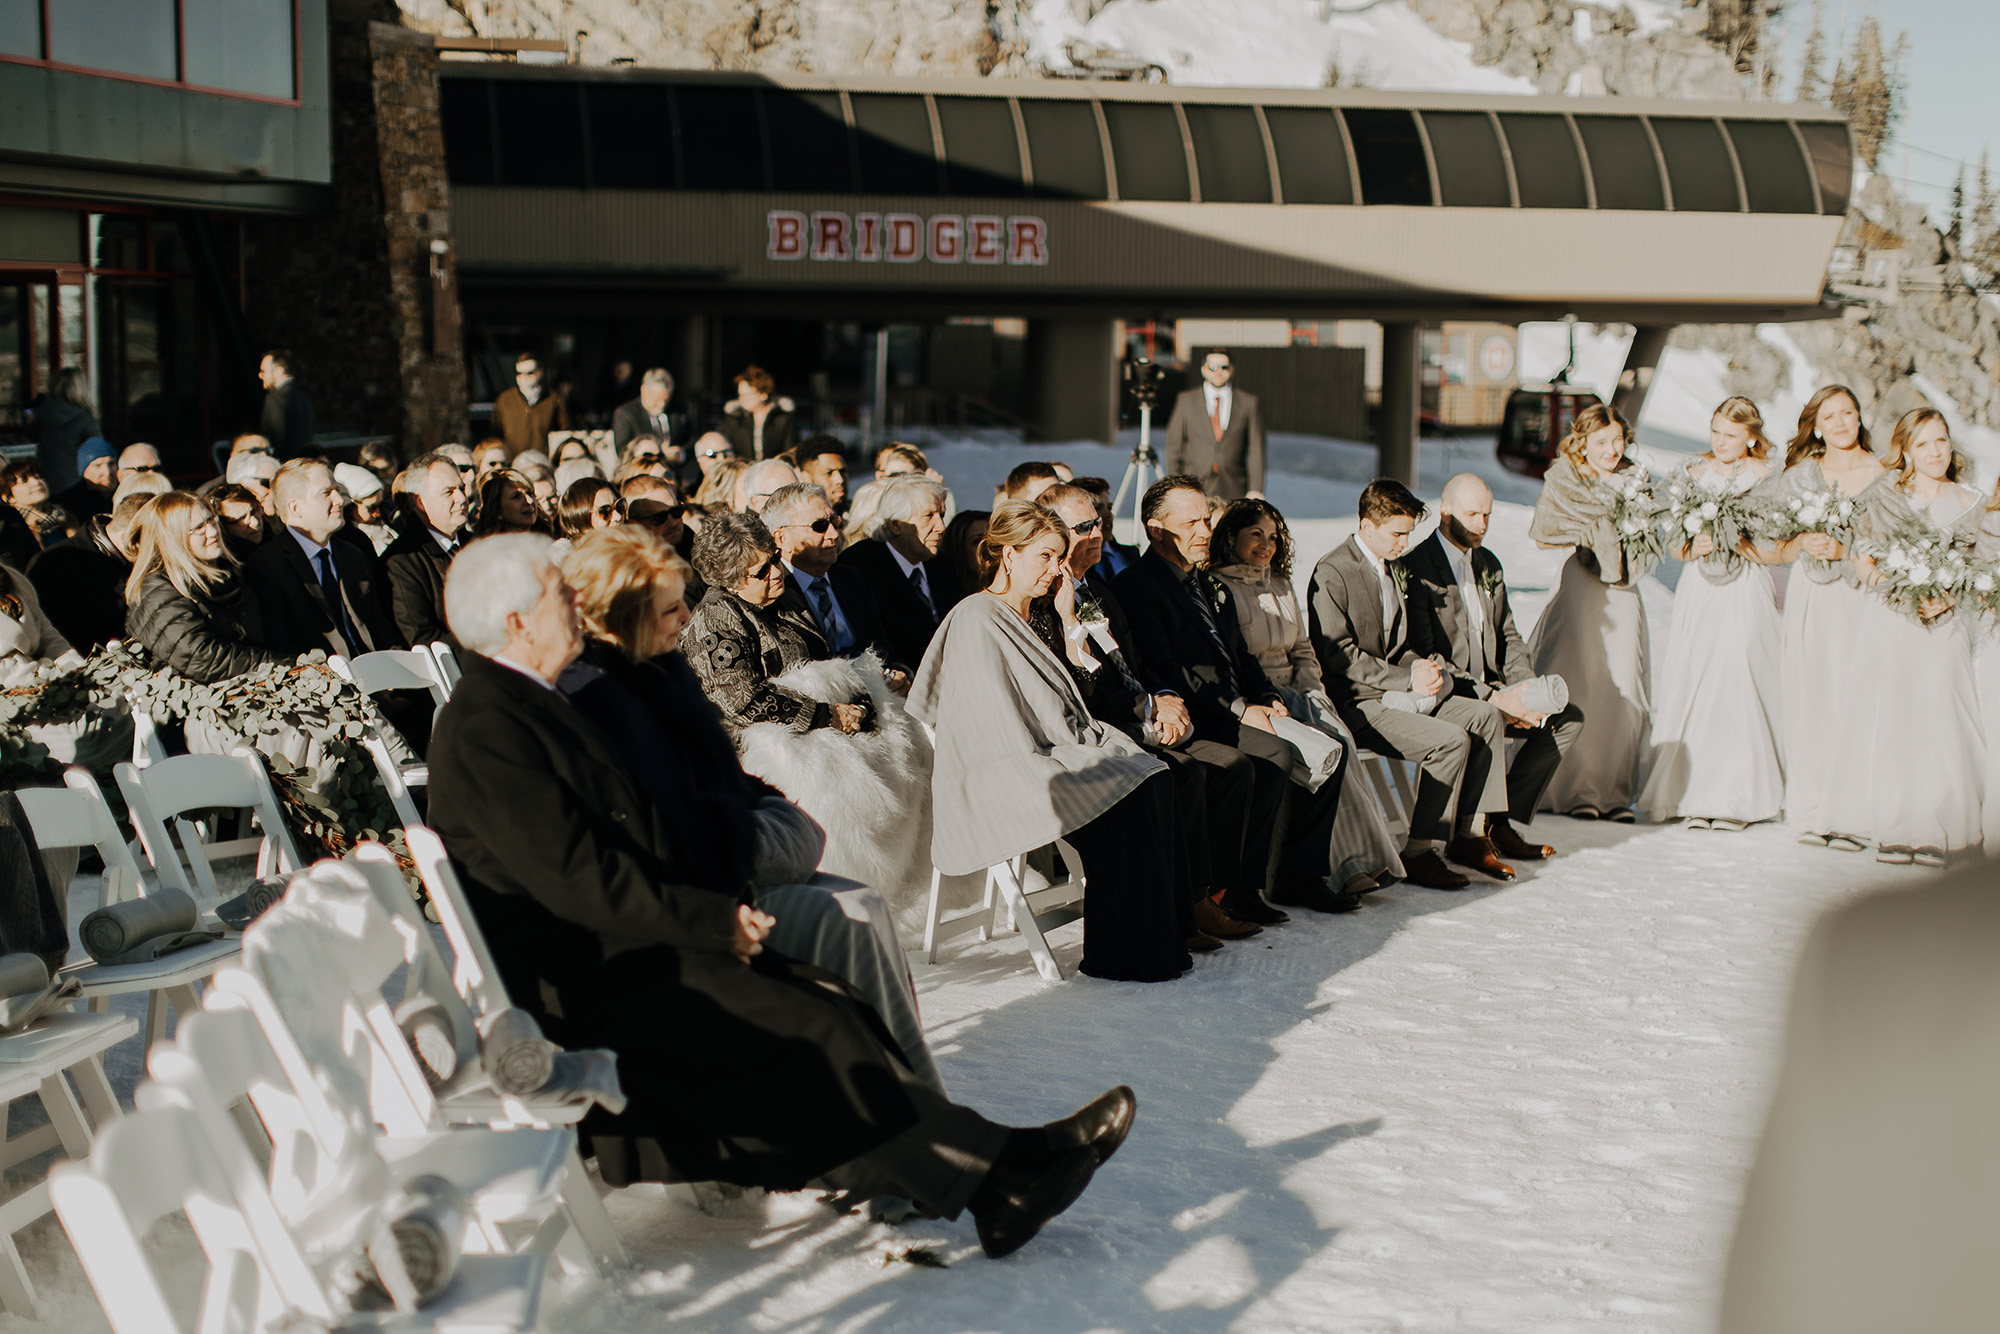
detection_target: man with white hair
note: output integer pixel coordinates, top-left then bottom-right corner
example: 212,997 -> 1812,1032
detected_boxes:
1401,472 -> 1584,863
242,458 -> 399,659
734,457 -> 800,514
117,442 -> 164,489
383,450 -> 471,647
838,473 -> 950,672
425,534 -> 1133,1257
225,450 -> 280,516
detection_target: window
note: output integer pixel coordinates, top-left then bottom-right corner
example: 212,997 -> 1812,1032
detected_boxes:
1102,102 -> 1190,202
587,85 -> 676,189
1650,117 -> 1741,212
1794,120 -> 1851,216
494,83 -> 586,189
182,0 -> 294,99
765,90 -> 852,192
1498,113 -> 1588,208
1183,105 -> 1271,203
1723,120 -> 1817,214
1344,109 -> 1431,206
938,97 -> 1026,196
851,94 -> 939,194
1263,106 -> 1353,204
676,87 -> 765,191
0,0 -> 38,59
1422,111 -> 1509,208
1573,115 -> 1665,209
47,0 -> 176,80
1020,100 -> 1108,200
440,81 -> 497,186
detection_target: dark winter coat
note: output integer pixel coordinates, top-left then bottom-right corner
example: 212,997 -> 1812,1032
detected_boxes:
382,526 -> 455,649
124,568 -> 285,683
26,532 -> 129,653
424,650 -> 920,1188
31,397 -> 98,494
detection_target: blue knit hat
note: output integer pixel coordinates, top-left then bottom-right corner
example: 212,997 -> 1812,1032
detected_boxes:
75,436 -> 114,472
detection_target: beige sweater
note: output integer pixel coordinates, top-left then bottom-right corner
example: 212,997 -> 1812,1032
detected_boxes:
0,564 -> 77,687
1211,563 -> 1323,694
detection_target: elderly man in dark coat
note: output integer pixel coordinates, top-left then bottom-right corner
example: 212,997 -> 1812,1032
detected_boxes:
423,531 -> 1133,1257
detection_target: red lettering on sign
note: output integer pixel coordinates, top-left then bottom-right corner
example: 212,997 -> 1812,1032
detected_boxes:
929,215 -> 963,264
885,214 -> 922,262
1008,216 -> 1048,265
811,212 -> 851,261
768,211 -> 806,260
854,213 -> 882,262
967,216 -> 1003,264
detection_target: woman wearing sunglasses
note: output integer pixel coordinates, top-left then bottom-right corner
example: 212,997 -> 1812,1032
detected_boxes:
549,476 -> 620,562
684,510 -> 875,736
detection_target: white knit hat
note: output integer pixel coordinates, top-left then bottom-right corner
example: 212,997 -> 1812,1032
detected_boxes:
333,461 -> 383,499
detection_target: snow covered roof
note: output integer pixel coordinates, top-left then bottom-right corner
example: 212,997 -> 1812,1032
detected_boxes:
443,67 -> 1851,324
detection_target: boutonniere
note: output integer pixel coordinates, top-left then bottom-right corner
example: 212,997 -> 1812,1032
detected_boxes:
1476,561 -> 1504,595
1388,562 -> 1410,595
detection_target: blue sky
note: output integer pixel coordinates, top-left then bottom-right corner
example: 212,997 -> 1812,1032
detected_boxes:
1773,0 -> 2000,218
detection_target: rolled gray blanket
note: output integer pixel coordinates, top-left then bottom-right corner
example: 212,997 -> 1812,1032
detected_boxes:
0,954 -> 49,1000
396,995 -> 459,1091
366,1175 -> 467,1311
79,888 -> 200,964
478,1006 -> 557,1097
1518,674 -> 1570,717
215,876 -> 286,931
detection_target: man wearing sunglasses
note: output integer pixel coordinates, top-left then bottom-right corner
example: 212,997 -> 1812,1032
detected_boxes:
117,443 -> 164,488
619,475 -> 691,556
1163,349 -> 1266,501
763,481 -> 908,693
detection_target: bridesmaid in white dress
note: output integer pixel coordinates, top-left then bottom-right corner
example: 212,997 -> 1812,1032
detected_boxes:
1976,490 -> 2000,857
1854,407 -> 1985,865
1764,384 -> 1890,853
1640,397 -> 1784,829
1528,402 -> 1651,820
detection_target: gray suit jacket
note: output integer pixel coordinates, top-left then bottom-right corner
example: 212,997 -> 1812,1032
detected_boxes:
1307,535 -> 1428,715
1162,386 -> 1264,498
1400,533 -> 1534,700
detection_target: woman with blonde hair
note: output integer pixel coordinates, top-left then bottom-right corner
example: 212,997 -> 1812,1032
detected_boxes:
556,524 -> 943,1089
1640,396 -> 1784,829
124,491 -> 284,683
694,458 -> 747,514
1764,383 -> 1891,851
908,500 -> 1193,982
1852,407 -> 1984,864
1525,401 -> 1652,819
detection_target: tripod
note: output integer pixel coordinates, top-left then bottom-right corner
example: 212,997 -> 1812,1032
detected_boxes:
1111,402 -> 1158,550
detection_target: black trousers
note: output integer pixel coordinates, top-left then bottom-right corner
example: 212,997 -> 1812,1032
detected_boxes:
1179,738 -> 1278,893
1200,722 -> 1343,889
1147,741 -> 1256,899
1065,769 -> 1195,982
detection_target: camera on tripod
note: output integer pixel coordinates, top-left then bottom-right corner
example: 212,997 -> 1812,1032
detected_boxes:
1123,357 -> 1166,413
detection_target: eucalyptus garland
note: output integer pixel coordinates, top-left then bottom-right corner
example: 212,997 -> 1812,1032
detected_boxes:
0,643 -> 409,867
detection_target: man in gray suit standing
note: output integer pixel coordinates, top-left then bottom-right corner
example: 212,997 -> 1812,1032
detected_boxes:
1307,479 -> 1514,887
1400,473 -> 1584,864
1163,349 -> 1265,500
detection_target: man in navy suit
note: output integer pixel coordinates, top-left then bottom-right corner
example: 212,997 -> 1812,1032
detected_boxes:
763,481 -> 909,691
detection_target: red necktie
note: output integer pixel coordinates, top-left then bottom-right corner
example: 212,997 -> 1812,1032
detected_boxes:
1209,395 -> 1223,441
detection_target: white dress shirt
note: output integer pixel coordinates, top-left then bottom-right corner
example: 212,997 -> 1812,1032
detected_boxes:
494,655 -> 558,691
1203,382 -> 1233,433
1350,535 -> 1438,715
1440,533 -> 1487,671
887,543 -> 936,612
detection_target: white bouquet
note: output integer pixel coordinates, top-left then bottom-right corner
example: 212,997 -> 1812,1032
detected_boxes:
1659,472 -> 1763,570
1772,483 -> 1859,573
1605,469 -> 1665,575
1858,516 -> 1980,626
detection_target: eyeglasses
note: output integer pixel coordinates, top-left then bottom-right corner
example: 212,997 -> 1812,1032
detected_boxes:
1067,517 -> 1101,536
749,554 -> 783,580
456,464 -> 476,475
697,447 -> 732,461
631,452 -> 663,466
632,506 -> 686,528
124,464 -> 161,474
780,516 -> 840,535
593,502 -> 621,520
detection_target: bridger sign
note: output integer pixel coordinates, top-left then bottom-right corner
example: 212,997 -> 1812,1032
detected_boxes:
768,210 -> 1049,265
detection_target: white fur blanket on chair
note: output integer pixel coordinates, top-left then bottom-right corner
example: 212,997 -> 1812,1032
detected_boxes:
736,652 -> 935,946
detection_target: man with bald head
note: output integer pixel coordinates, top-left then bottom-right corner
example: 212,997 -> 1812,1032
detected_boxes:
736,458 -> 801,513
1402,472 -> 1584,862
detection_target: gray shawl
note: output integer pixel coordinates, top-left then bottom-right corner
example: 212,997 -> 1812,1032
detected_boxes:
1759,458 -> 1890,586
906,591 -> 1163,877
1528,455 -> 1639,588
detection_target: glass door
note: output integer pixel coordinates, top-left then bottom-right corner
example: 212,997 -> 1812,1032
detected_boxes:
0,269 -> 87,448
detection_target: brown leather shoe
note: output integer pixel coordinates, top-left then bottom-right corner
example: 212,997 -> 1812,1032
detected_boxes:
1401,849 -> 1472,890
1445,834 -> 1516,882
1486,818 -> 1553,861
1186,931 -> 1224,953
1193,898 -> 1261,939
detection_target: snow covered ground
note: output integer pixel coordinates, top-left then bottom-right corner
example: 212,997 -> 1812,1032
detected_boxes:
0,434 -> 1932,1334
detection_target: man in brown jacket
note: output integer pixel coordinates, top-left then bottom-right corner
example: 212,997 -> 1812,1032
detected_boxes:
492,352 -> 567,457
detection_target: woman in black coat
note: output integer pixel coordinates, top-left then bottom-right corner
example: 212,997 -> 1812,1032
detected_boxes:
716,365 -> 797,462
123,491 -> 284,683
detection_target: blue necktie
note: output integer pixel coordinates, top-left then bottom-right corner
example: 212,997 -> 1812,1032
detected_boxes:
1185,572 -> 1238,700
315,547 -> 359,655
807,575 -> 852,652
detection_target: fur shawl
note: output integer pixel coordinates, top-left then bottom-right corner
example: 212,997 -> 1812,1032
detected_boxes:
1530,455 -> 1640,588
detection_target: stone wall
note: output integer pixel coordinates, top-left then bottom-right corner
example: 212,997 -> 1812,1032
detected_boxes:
244,0 -> 466,457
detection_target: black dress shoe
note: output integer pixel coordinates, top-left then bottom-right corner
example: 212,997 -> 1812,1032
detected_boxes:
1217,887 -> 1290,925
1043,1085 -> 1137,1165
1268,879 -> 1365,913
1401,849 -> 1471,890
971,1147 -> 1099,1258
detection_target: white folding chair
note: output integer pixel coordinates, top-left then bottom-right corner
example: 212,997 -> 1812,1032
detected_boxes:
14,768 -> 241,1046
429,642 -> 462,693
329,651 -> 448,830
923,840 -> 1087,983
52,1100 -> 544,1334
0,1008 -> 138,1317
114,747 -> 304,898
